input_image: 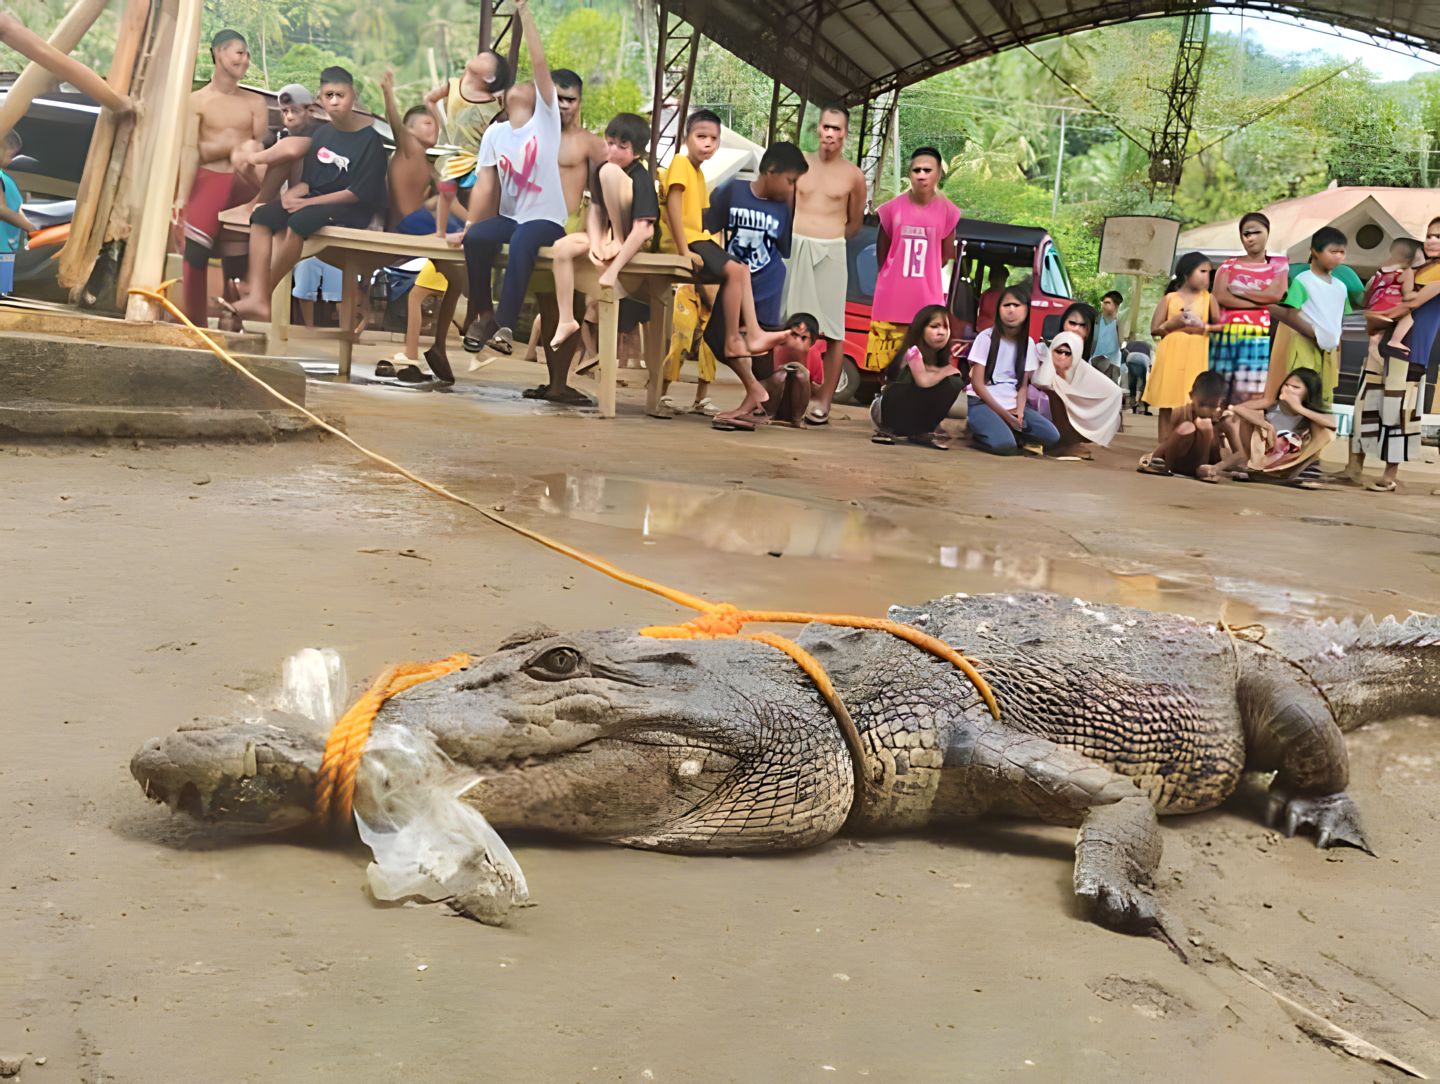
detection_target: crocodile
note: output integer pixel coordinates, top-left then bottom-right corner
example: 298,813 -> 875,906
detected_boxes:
130,592 -> 1440,944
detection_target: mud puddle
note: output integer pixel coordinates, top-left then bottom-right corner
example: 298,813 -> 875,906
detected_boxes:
532,472 -> 1355,625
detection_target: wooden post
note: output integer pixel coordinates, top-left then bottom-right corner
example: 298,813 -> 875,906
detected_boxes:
0,5 -> 133,124
57,0 -> 152,291
596,290 -> 619,418
124,0 -> 203,322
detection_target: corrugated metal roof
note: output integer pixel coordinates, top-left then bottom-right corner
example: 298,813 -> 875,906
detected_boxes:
672,1 -> 1440,104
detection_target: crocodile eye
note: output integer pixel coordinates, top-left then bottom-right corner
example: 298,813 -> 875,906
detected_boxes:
526,646 -> 586,681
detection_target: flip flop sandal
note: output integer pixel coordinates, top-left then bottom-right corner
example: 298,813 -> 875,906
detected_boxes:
907,434 -> 950,450
871,432 -> 896,445
1053,454 -> 1085,462
485,331 -> 514,355
396,365 -> 431,385
462,317 -> 494,353
1366,480 -> 1398,492
1136,454 -> 1171,477
711,417 -> 756,432
373,360 -> 398,378
545,387 -> 594,406
803,408 -> 830,426
1380,341 -> 1411,362
691,398 -> 719,416
521,384 -> 552,399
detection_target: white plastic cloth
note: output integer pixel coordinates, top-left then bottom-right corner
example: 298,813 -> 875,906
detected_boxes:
354,725 -> 529,926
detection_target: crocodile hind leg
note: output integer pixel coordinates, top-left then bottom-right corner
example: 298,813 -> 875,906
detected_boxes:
955,729 -> 1181,953
1239,672 -> 1371,853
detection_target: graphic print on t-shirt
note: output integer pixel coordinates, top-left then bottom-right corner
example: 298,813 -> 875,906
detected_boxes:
315,146 -> 350,172
727,204 -> 783,274
498,137 -> 543,199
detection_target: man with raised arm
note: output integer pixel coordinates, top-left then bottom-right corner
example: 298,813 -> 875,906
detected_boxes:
452,0 -> 569,358
783,104 -> 866,426
526,68 -> 608,404
173,30 -> 268,327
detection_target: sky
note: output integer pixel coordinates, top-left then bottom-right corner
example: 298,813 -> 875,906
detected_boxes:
1209,11 -> 1440,81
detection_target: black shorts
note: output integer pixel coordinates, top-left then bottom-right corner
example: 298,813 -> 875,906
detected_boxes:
250,198 -> 375,238
689,238 -> 734,285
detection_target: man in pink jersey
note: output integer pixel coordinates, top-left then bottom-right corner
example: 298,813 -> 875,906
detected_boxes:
864,147 -> 962,372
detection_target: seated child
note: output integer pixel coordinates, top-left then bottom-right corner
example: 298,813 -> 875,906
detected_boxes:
1137,370 -> 1231,478
870,304 -> 963,448
664,111 -> 769,370
226,67 -> 389,323
231,84 -> 322,213
709,317 -> 821,431
1364,236 -> 1421,359
1197,367 -> 1336,484
759,313 -> 822,427
966,286 -> 1061,455
548,113 -> 659,347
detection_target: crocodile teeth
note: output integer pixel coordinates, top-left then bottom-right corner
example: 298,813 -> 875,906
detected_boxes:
242,743 -> 258,778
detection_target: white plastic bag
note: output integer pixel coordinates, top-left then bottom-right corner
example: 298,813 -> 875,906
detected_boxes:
354,725 -> 528,926
278,647 -> 348,727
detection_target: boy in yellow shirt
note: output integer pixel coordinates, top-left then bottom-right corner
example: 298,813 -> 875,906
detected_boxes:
664,110 -> 771,418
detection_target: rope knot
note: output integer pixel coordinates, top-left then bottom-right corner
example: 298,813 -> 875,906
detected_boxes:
684,603 -> 747,639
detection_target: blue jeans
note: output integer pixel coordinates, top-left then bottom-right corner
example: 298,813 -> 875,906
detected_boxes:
395,207 -> 464,235
967,397 -> 1061,454
462,215 -> 565,331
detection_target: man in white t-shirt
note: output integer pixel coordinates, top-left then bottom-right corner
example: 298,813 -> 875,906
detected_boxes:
450,0 -> 567,356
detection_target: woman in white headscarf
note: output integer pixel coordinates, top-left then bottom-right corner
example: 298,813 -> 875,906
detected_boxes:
1034,329 -> 1123,458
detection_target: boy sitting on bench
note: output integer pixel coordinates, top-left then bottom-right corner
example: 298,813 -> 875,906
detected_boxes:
547,112 -> 659,348
225,67 -> 388,323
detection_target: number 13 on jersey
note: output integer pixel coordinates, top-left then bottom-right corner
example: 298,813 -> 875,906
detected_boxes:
900,236 -> 928,278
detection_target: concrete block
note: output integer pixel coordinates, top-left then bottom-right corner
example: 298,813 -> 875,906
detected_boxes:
0,332 -> 306,411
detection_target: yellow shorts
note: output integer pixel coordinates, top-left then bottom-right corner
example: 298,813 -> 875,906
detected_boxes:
413,260 -> 450,294
663,283 -> 717,384
864,320 -> 907,372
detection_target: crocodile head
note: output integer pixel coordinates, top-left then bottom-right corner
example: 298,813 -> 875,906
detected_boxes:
130,626 -> 856,851
130,715 -> 325,831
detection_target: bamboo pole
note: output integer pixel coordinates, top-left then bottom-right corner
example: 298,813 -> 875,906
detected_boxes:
58,0 -> 153,291
123,0 -> 202,322
0,3 -> 133,125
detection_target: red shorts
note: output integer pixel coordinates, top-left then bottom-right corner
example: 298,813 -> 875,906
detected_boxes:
183,168 -> 258,250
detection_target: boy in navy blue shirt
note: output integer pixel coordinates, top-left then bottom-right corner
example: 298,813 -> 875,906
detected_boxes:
703,142 -> 808,425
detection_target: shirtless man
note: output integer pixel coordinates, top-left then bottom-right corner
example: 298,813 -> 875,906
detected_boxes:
381,69 -> 441,228
782,104 -> 866,426
174,30 -> 268,327
522,67 -> 607,405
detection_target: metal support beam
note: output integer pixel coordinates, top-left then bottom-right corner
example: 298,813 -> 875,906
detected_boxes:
648,0 -> 702,176
766,0 -> 822,144
857,88 -> 896,206
479,0 -> 522,71
1147,10 -> 1209,192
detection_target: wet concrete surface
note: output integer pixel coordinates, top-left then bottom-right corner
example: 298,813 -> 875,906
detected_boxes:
4,353 -> 1439,1080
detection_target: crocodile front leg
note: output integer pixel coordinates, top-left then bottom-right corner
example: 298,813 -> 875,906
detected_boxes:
950,728 -> 1181,953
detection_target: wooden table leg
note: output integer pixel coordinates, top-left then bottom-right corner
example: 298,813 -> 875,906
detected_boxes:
645,282 -> 670,415
336,253 -> 357,382
268,269 -> 292,353
597,290 -> 619,418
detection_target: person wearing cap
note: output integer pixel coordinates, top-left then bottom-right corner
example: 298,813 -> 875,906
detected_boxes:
230,83 -> 323,212
174,29 -> 268,327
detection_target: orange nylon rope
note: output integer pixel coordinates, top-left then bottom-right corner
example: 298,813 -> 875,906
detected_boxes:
130,286 -> 1000,829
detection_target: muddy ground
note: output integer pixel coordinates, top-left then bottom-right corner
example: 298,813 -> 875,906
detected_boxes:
4,356 -> 1440,1081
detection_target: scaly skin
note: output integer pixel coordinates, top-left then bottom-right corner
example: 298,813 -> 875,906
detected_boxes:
131,594 -> 1440,945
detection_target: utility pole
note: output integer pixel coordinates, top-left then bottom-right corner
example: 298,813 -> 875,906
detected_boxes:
1050,107 -> 1067,217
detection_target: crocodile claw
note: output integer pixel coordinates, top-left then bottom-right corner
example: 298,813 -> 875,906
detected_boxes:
1075,877 -> 1188,962
1265,788 -> 1374,855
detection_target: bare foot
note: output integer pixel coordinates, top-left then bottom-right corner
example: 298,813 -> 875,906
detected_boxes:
716,388 -> 769,421
596,269 -> 618,291
724,334 -> 749,360
550,318 -> 581,349
221,296 -> 270,323
744,334 -> 770,356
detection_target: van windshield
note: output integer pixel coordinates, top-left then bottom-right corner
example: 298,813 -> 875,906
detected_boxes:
1040,244 -> 1073,299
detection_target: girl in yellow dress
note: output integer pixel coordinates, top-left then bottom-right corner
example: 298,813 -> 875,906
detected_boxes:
1144,251 -> 1221,440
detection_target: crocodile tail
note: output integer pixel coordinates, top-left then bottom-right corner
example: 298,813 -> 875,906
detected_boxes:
1291,614 -> 1440,731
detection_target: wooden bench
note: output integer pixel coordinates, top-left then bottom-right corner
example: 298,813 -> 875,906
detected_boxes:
218,207 -> 690,417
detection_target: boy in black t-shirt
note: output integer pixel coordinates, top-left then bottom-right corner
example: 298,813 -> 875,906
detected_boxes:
227,67 -> 388,322
548,113 -> 659,348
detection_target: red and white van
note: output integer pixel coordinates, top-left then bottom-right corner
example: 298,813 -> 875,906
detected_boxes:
810,217 -> 1077,403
